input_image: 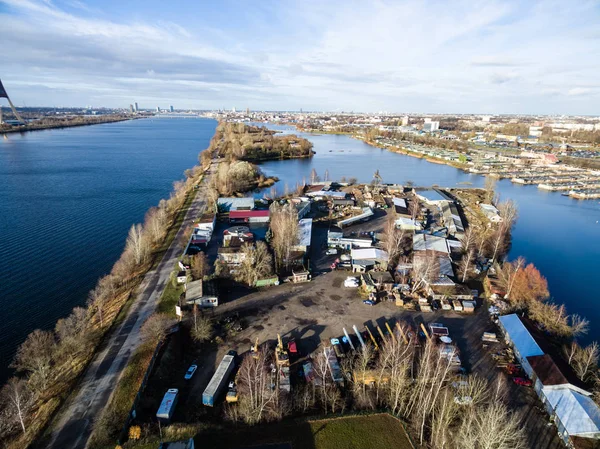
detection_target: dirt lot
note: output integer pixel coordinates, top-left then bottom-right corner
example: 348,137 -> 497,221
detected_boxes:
137,267 -> 564,449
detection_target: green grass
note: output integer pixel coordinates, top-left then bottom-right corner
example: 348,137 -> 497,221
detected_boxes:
195,413 -> 413,449
123,414 -> 414,449
157,278 -> 184,316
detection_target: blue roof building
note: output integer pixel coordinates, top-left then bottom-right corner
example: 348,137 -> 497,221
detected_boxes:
498,314 -> 544,377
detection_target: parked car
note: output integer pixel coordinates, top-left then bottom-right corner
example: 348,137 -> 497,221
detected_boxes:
184,364 -> 198,380
512,377 -> 532,387
326,248 -> 338,255
363,299 -> 376,306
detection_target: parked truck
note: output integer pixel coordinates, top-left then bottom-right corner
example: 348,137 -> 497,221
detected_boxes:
156,388 -> 179,422
202,351 -> 236,407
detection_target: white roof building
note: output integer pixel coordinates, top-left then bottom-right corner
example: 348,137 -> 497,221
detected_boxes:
413,233 -> 450,254
351,248 -> 389,262
543,388 -> 600,442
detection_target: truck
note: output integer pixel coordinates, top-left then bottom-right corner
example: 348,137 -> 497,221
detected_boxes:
156,388 -> 179,422
202,351 -> 236,407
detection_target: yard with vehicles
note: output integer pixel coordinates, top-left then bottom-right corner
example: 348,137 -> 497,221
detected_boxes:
127,268 -> 563,449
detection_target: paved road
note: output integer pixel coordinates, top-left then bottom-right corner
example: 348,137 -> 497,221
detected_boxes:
46,161 -> 217,449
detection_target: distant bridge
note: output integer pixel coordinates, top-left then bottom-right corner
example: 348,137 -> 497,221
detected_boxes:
153,113 -> 205,119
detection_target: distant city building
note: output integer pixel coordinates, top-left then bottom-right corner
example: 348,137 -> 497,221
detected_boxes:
134,102 -> 139,112
232,107 -> 236,113
402,115 -> 409,126
423,121 -> 439,132
481,115 -> 491,123
246,107 -> 250,115
129,104 -> 134,113
170,105 -> 174,112
156,106 -> 160,113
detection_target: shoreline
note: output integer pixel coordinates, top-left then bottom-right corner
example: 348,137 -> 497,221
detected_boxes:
0,115 -> 142,135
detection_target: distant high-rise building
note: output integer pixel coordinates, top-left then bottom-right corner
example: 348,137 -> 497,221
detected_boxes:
0,79 -> 24,124
156,106 -> 160,113
129,104 -> 134,113
246,107 -> 250,115
232,107 -> 236,113
402,115 -> 409,126
170,105 -> 174,112
300,108 -> 303,113
134,102 -> 139,112
422,121 -> 439,132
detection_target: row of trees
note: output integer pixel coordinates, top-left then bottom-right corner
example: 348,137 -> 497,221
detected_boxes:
227,335 -> 526,449
0,165 -> 203,446
209,122 -> 313,162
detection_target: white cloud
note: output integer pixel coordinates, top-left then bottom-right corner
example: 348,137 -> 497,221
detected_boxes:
1,0 -> 600,113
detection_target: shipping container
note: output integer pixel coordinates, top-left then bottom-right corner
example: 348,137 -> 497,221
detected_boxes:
202,352 -> 236,406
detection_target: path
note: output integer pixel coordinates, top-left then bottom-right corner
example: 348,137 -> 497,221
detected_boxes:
45,161 -> 217,449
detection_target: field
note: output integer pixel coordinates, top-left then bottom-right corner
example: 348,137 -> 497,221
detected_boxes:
194,414 -> 414,449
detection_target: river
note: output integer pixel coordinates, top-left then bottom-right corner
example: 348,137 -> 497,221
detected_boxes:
0,118 -> 217,383
255,124 -> 600,344
1,119 -> 598,384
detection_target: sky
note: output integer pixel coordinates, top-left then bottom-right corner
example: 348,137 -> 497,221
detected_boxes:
1,0 -> 600,114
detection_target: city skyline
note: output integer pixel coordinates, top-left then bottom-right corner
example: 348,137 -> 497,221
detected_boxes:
1,0 -> 600,114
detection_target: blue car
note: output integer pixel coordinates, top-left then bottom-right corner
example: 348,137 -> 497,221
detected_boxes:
363,299 -> 376,306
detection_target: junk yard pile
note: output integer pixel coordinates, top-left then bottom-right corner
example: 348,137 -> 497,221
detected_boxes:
91,171 -> 600,448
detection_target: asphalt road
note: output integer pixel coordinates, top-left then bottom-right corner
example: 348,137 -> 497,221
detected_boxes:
45,161 -> 216,449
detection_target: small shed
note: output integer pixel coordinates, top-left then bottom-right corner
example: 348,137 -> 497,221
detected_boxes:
291,270 -> 310,283
185,280 -> 218,308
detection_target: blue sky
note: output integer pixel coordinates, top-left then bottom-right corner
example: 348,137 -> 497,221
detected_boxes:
1,0 -> 600,114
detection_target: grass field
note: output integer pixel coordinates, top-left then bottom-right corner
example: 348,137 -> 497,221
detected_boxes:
189,414 -> 414,449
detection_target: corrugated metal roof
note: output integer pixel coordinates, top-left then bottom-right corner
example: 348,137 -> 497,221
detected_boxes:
543,388 -> 600,436
498,314 -> 544,358
351,248 -> 389,261
217,197 -> 254,211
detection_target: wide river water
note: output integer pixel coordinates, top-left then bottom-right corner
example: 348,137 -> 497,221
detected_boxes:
0,118 -> 598,383
0,118 -> 216,382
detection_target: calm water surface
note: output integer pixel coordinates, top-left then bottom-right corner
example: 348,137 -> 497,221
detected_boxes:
257,125 -> 600,343
0,118 -> 216,382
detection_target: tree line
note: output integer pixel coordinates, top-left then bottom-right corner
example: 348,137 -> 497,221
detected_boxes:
0,157 -> 209,448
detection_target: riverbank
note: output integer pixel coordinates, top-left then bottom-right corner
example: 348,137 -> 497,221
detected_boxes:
0,114 -> 141,134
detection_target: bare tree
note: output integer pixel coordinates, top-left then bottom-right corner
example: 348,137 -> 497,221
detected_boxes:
572,342 -> 599,381
310,168 -> 319,184
458,401 -> 526,449
55,306 -> 90,358
233,347 -> 281,424
1,378 -> 32,434
235,241 -> 273,286
381,212 -> 406,266
269,203 -> 299,271
126,223 -> 149,265
459,227 -> 477,283
490,200 -> 517,263
411,251 -> 440,294
495,257 -> 525,301
140,314 -> 176,344
191,305 -> 213,343
376,335 -> 415,414
145,206 -> 168,244
484,177 -> 498,204
12,329 -> 56,392
190,252 -> 208,280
